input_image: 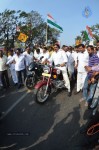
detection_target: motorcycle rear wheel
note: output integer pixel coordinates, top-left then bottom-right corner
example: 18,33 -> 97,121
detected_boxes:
34,85 -> 51,104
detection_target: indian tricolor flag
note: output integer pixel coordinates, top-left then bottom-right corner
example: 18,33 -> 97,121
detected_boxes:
86,26 -> 93,38
47,14 -> 63,32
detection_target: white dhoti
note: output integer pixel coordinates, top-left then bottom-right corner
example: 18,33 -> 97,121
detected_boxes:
77,72 -> 87,92
57,66 -> 70,92
10,69 -> 18,84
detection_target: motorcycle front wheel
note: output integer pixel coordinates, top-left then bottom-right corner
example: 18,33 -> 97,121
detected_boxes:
34,85 -> 51,104
25,76 -> 36,90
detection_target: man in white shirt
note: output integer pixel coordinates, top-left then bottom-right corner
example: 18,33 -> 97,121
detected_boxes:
7,50 -> 18,85
34,48 -> 42,61
74,44 -> 89,94
7,48 -> 28,89
40,46 -> 50,64
62,45 -> 74,80
72,46 -> 79,68
72,46 -> 80,82
0,50 -> 10,89
23,46 -> 34,67
49,44 -> 71,96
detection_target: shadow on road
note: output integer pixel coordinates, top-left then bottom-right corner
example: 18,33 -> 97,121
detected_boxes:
0,88 -> 99,150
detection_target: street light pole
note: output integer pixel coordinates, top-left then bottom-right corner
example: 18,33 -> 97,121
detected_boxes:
45,23 -> 48,45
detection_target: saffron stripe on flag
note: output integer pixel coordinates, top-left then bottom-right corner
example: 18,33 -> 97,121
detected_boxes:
47,14 -> 54,20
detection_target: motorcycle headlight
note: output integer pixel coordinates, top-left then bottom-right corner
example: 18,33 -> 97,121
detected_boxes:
43,66 -> 50,73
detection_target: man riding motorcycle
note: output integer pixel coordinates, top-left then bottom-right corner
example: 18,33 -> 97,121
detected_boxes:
47,44 -> 71,97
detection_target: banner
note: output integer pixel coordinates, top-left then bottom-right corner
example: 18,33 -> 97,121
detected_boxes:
75,40 -> 82,46
18,33 -> 28,43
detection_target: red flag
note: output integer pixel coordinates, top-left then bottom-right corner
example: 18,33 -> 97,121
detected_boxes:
86,26 -> 93,37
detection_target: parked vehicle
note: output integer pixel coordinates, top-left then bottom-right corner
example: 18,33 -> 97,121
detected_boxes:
34,64 -> 66,104
25,61 -> 44,90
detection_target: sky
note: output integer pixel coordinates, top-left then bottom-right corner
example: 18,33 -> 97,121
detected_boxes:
0,0 -> 99,46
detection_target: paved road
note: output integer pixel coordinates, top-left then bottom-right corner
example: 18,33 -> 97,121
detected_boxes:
0,86 -> 98,150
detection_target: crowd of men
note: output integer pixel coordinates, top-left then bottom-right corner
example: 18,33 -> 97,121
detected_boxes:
0,41 -> 99,105
0,40 -> 99,147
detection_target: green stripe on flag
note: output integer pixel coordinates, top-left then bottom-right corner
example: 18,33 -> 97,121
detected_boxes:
83,31 -> 90,41
47,19 -> 63,31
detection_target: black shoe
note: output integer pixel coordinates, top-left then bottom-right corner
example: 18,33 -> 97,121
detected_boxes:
74,90 -> 80,95
3,87 -> 7,92
68,92 -> 71,97
14,83 -> 18,86
0,112 -> 2,118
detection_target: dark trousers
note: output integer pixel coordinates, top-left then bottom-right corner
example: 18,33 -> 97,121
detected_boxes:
0,70 -> 10,88
16,69 -> 26,85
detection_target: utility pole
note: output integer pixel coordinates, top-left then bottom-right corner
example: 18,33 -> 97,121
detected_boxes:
45,23 -> 48,45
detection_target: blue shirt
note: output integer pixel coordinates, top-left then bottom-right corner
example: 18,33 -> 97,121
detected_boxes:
88,54 -> 99,78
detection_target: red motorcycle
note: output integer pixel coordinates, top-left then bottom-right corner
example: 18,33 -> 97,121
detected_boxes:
34,64 -> 66,104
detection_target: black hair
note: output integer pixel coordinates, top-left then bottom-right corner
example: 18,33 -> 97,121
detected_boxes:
54,44 -> 60,49
43,46 -> 48,50
62,45 -> 66,48
78,44 -> 85,48
75,45 -> 78,48
16,48 -> 21,52
87,45 -> 94,50
36,48 -> 40,53
10,49 -> 13,53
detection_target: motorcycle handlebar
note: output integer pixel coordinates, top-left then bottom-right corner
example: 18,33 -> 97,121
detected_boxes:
43,64 -> 61,68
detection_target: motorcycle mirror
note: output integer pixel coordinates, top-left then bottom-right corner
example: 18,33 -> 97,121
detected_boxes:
40,56 -> 44,60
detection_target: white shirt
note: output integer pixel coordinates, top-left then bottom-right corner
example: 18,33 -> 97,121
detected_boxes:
77,50 -> 89,73
34,51 -> 42,60
66,52 -> 74,71
0,55 -> 8,71
23,51 -> 33,66
66,51 -> 71,58
49,49 -> 68,66
72,51 -> 79,66
39,48 -> 43,53
97,51 -> 99,57
7,54 -> 27,71
7,55 -> 15,70
41,51 -> 50,63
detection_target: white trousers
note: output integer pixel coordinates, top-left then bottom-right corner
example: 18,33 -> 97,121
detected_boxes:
57,66 -> 70,92
77,72 -> 87,92
10,69 -> 18,84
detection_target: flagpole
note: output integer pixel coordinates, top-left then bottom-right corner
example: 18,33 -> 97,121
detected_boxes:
46,23 -> 48,45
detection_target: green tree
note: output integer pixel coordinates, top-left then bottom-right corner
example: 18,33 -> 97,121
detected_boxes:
91,24 -> 99,41
0,9 -> 60,49
75,24 -> 99,45
0,9 -> 18,49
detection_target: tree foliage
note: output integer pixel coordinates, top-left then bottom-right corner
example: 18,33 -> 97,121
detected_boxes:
0,9 -> 60,49
75,24 -> 99,45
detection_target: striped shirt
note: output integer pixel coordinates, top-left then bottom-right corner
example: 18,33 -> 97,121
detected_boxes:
92,64 -> 99,72
88,54 -> 99,78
